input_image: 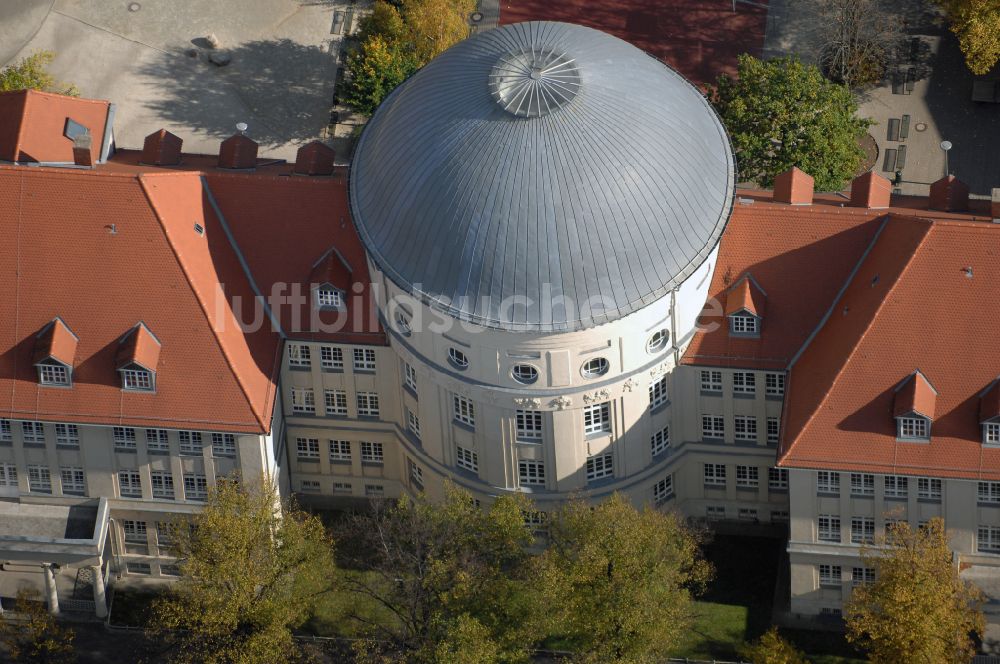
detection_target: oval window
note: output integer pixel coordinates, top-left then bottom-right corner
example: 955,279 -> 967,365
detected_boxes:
512,364 -> 539,385
448,347 -> 469,370
646,329 -> 669,353
581,357 -> 609,379
394,310 -> 412,336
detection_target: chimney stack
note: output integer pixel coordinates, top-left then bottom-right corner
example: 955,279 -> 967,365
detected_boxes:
849,171 -> 891,209
929,175 -> 969,212
141,129 -> 183,166
294,141 -> 336,176
218,133 -> 258,169
72,133 -> 93,168
773,167 -> 814,205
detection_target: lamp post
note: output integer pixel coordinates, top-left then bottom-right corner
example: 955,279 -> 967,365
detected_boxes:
940,140 -> 952,178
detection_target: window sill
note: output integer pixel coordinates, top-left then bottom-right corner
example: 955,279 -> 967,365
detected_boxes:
353,368 -> 377,375
733,438 -> 759,446
330,459 -> 352,465
736,485 -> 759,491
56,444 -> 80,450
884,495 -> 907,501
361,461 -> 384,467
63,491 -> 86,497
358,415 -> 382,421
297,457 -> 320,463
917,498 -> 942,504
850,494 -> 874,500
817,538 -> 841,544
649,401 -> 670,415
654,493 -> 676,505
768,487 -> 788,493
114,448 -> 138,454
704,483 -> 727,490
817,491 -> 840,498
701,436 -> 724,443
23,443 -> 46,449
321,367 -> 345,373
147,449 -> 170,455
733,392 -> 756,399
324,412 -> 349,419
288,365 -> 312,371
178,452 -> 202,457
700,389 -> 723,397
152,495 -> 175,501
291,411 -> 317,417
453,420 -> 476,433
765,393 -> 784,401
586,476 -> 616,488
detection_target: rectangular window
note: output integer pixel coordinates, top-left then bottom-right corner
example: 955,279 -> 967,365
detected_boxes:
55,423 -> 79,447
917,477 -> 942,501
211,433 -> 236,457
767,417 -> 779,444
734,416 -> 757,442
145,429 -> 169,453
650,425 -> 670,456
317,288 -> 342,309
817,471 -> 840,495
586,454 -> 614,481
324,389 -> 348,416
733,372 -> 756,394
649,376 -> 668,408
288,344 -> 311,368
122,368 -> 153,391
702,415 -> 724,439
768,467 -> 789,490
408,459 -> 423,490
771,511 -> 790,522
126,562 -> 151,575
453,395 -> 475,427
118,470 -> 141,498
852,567 -> 875,587
364,484 -> 384,497
850,473 -> 875,497
739,508 -> 759,521
361,441 -> 384,464
333,481 -> 353,494
300,480 -> 321,493
122,520 -> 147,544
456,445 -> 479,473
291,388 -> 316,414
731,315 -> 758,335
819,564 -> 842,586
0,463 -> 17,487
518,459 -> 546,486
353,348 -> 377,372
407,410 -> 421,439
736,465 -> 759,488
296,437 -> 320,459
151,471 -> 175,499
320,346 -> 343,370
898,417 -> 929,439
700,370 -> 722,392
21,422 -> 44,444
706,506 -> 726,520
979,481 -> 1000,504
0,419 -> 10,442
704,463 -> 727,487
27,465 -> 50,493
653,475 -> 673,503
329,440 -> 351,462
818,515 -> 841,542
765,372 -> 785,396
985,423 -> 1000,446
178,431 -> 202,455
113,427 -> 137,451
183,473 -> 208,501
851,517 -> 875,544
884,475 -> 908,498
39,364 -> 69,386
523,510 -> 547,530
516,410 -> 543,441
978,526 -> 1000,553
583,402 -> 611,436
60,467 -> 85,495
357,392 -> 380,418
404,362 -> 418,392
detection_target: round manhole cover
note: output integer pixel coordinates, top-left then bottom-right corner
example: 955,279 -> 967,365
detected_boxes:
915,122 -> 927,132
128,2 -> 141,11
471,11 -> 483,22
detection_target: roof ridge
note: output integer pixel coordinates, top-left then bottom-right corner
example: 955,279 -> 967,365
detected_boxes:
20,89 -> 111,106
137,174 -> 270,431
780,217 -> 934,465
11,90 -> 28,163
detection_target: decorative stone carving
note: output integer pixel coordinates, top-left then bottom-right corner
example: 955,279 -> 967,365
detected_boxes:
649,361 -> 672,379
514,397 -> 541,408
622,377 -> 636,392
551,395 -> 573,410
583,389 -> 611,404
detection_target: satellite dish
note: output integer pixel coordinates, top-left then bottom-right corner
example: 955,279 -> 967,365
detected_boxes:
940,140 -> 952,151
236,122 -> 248,134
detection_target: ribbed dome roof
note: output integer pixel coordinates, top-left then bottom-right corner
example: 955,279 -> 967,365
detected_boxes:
350,21 -> 735,332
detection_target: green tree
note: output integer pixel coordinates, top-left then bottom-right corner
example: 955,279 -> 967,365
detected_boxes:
359,1 -> 406,43
938,0 -> 1000,74
344,35 -> 417,115
339,483 -> 540,663
0,588 -> 75,663
150,476 -> 336,664
845,517 -> 985,664
532,493 -> 712,664
711,55 -> 871,191
0,51 -> 78,96
401,0 -> 476,64
739,627 -> 808,664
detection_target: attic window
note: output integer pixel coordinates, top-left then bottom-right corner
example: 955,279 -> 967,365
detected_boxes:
985,423 -> 1000,446
897,416 -> 929,441
38,363 -> 70,386
63,118 -> 89,141
122,368 -> 154,391
315,287 -> 344,310
730,314 -> 758,336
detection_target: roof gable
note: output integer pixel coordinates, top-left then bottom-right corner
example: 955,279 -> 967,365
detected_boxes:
724,275 -> 766,318
115,322 -> 162,372
33,317 -> 78,367
0,90 -> 110,164
893,370 -> 937,420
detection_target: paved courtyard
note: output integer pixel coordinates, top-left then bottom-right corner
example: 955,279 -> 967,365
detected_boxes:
2,0 -> 359,160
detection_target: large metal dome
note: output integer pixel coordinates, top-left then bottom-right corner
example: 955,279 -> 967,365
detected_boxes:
350,21 -> 735,332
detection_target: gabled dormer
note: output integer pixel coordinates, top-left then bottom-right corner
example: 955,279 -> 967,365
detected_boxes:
33,317 -> 78,387
893,370 -> 937,441
309,246 -> 352,312
724,275 -> 766,338
115,322 -> 161,392
979,378 -> 1000,446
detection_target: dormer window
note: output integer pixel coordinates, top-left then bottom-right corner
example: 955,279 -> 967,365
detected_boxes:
122,368 -> 154,391
893,370 -> 936,442
38,362 -> 70,386
116,322 -> 161,393
724,275 -> 766,338
33,317 -> 78,388
898,416 -> 929,440
984,423 -> 1000,446
315,286 -> 344,310
730,314 -> 758,335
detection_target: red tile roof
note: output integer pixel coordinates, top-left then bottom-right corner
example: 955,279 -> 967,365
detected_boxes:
0,90 -> 110,164
773,167 -> 814,205
778,216 -> 1000,480
33,318 -> 78,368
115,322 -> 162,372
724,275 -> 766,318
893,370 -> 937,419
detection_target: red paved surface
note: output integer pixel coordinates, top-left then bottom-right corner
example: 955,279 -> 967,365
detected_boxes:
499,0 -> 768,85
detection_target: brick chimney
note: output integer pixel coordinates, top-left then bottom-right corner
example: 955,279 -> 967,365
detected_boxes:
293,141 -> 336,176
218,133 -> 258,169
71,132 -> 94,168
849,171 -> 891,209
773,167 -> 814,204
141,129 -> 183,166
929,175 -> 969,212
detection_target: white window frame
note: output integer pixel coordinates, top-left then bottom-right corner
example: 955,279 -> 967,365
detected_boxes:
516,409 -> 543,442
583,402 -> 611,436
819,564 -> 842,586
291,387 -> 316,414
979,481 -> 1000,504
407,410 -> 421,439
850,473 -> 875,497
818,515 -> 841,542
211,433 -> 236,457
766,417 -> 779,444
701,370 -> 723,392
852,567 -> 875,587
733,372 -> 756,394
581,357 -> 609,378
296,437 -> 320,459
817,471 -> 840,495
765,372 -> 785,396
113,427 -> 137,451
360,441 -> 384,464
316,287 -> 343,309
178,430 -> 202,456
183,473 -> 208,501
985,423 -> 1000,446
324,389 -> 348,416
122,368 -> 154,391
453,395 -> 475,427
39,363 -> 70,386
151,471 -> 174,499
456,445 -> 479,473
518,459 -> 546,486
653,475 -> 673,503
736,465 -> 759,488
357,392 -> 380,418
884,475 -> 908,498
738,508 -> 759,521
0,463 -> 17,487
734,415 -> 757,442
898,416 -> 929,440
978,525 -> 1000,553
288,343 -> 311,368
704,463 -> 726,487
706,506 -> 726,520
118,470 -> 141,498
649,376 -> 668,409
60,467 -> 85,495
21,421 -> 44,444
353,348 -> 376,372
122,519 -> 147,544
650,425 -> 669,456
730,314 -> 758,335
146,428 -> 169,453
917,477 -> 942,501
768,467 -> 789,490
512,364 -> 539,385
28,465 -> 51,493
448,347 -> 469,369
329,440 -> 351,462
851,517 -> 875,544
702,415 -> 724,439
404,362 -> 418,392
55,423 -> 79,447
320,346 -> 343,370
586,454 -> 613,481
0,419 -> 10,442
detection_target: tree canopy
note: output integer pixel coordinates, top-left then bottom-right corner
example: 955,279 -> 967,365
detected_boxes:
0,588 -> 76,663
532,493 -> 712,663
939,0 -> 1000,75
845,518 -> 985,664
739,627 -> 808,664
150,476 -> 336,664
711,54 -> 871,191
0,51 -> 78,96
